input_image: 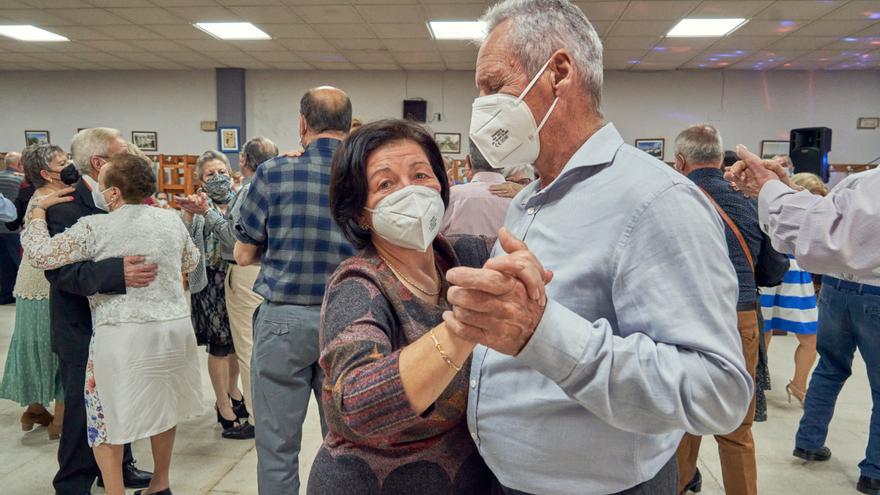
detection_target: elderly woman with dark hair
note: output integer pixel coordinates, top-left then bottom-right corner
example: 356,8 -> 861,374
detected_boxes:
0,144 -> 68,439
21,153 -> 202,495
306,119 -> 546,494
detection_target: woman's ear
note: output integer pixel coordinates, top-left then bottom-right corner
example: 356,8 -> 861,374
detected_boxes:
357,212 -> 371,231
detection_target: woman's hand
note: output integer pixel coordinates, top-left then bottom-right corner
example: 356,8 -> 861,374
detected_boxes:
36,187 -> 76,211
489,181 -> 524,199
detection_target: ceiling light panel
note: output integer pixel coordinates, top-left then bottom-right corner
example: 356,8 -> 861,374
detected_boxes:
0,25 -> 69,42
194,22 -> 270,41
428,21 -> 485,40
667,18 -> 748,37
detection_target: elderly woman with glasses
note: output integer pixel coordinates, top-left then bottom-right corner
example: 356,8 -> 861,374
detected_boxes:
306,119 -> 547,494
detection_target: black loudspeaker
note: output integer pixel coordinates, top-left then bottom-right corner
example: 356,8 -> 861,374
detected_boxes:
789,127 -> 832,182
403,99 -> 427,123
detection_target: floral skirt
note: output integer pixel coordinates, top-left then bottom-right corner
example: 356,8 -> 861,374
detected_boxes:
86,317 -> 203,447
191,265 -> 234,357
0,297 -> 63,406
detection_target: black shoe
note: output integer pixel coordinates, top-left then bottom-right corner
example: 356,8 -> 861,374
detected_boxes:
97,461 -> 152,489
793,446 -> 832,461
229,394 -> 250,420
221,421 -> 255,440
683,467 -> 702,493
216,404 -> 241,430
858,475 -> 880,495
133,489 -> 172,495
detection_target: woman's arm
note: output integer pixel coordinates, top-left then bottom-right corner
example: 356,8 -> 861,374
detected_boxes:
181,226 -> 201,274
321,271 -> 474,440
23,192 -> 95,270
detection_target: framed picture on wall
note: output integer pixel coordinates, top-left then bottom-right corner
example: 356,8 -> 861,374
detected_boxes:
219,127 -> 240,153
434,133 -> 461,154
25,130 -> 50,146
760,140 -> 790,159
131,131 -> 158,152
857,117 -> 879,130
635,138 -> 665,160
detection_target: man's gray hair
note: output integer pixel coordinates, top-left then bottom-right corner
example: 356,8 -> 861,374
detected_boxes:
3,151 -> 21,171
70,127 -> 123,173
468,138 -> 493,173
241,137 -> 279,171
195,150 -> 231,180
481,0 -> 604,112
503,163 -> 537,181
674,124 -> 724,166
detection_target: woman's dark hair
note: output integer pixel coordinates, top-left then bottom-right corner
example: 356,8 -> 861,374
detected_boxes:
329,118 -> 450,250
21,144 -> 65,188
104,153 -> 156,203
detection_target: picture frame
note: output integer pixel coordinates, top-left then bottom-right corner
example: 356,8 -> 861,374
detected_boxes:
635,138 -> 665,160
218,126 -> 240,153
760,140 -> 790,159
131,131 -> 158,152
857,117 -> 879,130
434,132 -> 461,154
25,130 -> 50,146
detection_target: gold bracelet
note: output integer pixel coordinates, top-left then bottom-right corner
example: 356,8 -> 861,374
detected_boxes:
430,328 -> 462,372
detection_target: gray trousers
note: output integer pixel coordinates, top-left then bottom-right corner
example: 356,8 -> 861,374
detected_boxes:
501,454 -> 678,495
252,301 -> 327,495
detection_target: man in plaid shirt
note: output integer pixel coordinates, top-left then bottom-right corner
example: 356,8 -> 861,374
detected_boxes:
234,86 -> 355,495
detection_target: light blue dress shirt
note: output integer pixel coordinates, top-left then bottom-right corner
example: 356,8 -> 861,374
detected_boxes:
467,123 -> 754,495
0,193 -> 15,223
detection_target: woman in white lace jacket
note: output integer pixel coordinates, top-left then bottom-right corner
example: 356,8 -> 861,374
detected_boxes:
21,153 -> 202,495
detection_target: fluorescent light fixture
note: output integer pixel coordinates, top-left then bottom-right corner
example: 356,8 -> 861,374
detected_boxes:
194,22 -> 270,40
0,25 -> 68,42
667,18 -> 747,37
428,21 -> 486,40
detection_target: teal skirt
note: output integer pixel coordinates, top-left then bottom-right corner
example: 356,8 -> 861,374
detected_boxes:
0,298 -> 63,406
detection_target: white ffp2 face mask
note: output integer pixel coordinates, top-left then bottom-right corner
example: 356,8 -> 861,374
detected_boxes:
365,185 -> 445,252
469,57 -> 559,170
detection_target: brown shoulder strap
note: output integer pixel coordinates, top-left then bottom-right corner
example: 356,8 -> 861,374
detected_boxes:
698,187 -> 755,274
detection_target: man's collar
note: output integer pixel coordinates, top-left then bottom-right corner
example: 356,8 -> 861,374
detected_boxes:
687,167 -> 725,180
306,137 -> 342,151
560,122 -> 623,173
469,171 -> 506,184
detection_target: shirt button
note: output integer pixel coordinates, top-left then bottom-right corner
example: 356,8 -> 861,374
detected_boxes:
526,207 -> 536,215
470,379 -> 477,389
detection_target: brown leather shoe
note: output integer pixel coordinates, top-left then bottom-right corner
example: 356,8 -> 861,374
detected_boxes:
20,409 -> 53,431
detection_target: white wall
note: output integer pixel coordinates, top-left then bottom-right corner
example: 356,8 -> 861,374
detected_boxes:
603,70 -> 880,164
246,70 -> 477,159
2,69 -> 879,164
0,70 -> 216,154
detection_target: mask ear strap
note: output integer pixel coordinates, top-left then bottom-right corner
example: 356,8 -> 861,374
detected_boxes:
515,57 -> 555,105
535,97 -> 559,133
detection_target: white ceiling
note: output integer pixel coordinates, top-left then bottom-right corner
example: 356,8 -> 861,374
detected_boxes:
0,0 -> 878,71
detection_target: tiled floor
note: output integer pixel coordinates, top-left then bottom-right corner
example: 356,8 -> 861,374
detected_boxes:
0,302 -> 870,494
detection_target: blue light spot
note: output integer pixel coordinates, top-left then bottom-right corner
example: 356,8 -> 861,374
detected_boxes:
652,46 -> 667,51
780,20 -> 796,27
843,37 -> 858,42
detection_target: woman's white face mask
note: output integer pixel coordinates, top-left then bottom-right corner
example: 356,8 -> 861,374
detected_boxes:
365,185 -> 445,252
469,57 -> 558,171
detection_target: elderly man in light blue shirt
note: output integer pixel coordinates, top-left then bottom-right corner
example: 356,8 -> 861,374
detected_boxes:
443,1 -> 754,494
0,193 -> 15,223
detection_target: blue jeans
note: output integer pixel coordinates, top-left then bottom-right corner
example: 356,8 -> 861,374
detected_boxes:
252,301 -> 327,495
795,282 -> 880,478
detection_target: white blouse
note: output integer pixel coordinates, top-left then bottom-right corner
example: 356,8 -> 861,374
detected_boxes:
22,204 -> 200,327
13,194 -> 51,300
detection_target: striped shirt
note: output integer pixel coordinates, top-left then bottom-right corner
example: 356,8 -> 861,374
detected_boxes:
0,170 -> 22,234
234,138 -> 355,305
759,256 -> 818,334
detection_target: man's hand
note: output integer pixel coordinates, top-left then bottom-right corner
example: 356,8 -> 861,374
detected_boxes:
443,229 -> 550,355
489,181 -> 524,199
124,255 -> 158,288
724,145 -> 793,198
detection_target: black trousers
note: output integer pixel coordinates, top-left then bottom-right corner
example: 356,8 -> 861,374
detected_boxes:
501,453 -> 678,495
53,354 -> 134,494
0,233 -> 20,302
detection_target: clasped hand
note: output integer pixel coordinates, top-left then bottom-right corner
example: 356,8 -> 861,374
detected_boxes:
443,228 -> 553,356
176,192 -> 209,215
724,145 -> 796,198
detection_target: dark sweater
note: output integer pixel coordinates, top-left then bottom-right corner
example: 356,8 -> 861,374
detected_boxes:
308,235 -> 497,495
688,168 -> 789,308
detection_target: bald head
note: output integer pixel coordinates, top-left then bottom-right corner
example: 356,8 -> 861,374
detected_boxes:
3,151 -> 22,172
300,86 -> 352,138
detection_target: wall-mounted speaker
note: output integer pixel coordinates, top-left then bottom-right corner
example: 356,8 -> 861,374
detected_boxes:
403,99 -> 427,123
789,127 -> 832,182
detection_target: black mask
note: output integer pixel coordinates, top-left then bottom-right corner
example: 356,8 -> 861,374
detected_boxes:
60,163 -> 81,185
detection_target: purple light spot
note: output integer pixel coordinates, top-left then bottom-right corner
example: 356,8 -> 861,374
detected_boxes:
780,20 -> 796,27
735,50 -> 745,55
652,46 -> 667,51
709,57 -> 719,61
698,64 -> 706,68
867,12 -> 880,20
628,59 -> 640,64
843,37 -> 858,42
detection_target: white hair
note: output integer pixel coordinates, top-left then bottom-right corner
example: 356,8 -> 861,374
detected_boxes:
70,127 -> 123,173
503,163 -> 536,180
195,150 -> 231,181
674,124 -> 724,166
481,0 -> 604,112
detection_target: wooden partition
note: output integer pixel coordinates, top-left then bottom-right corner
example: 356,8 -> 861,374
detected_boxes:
157,154 -> 197,208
